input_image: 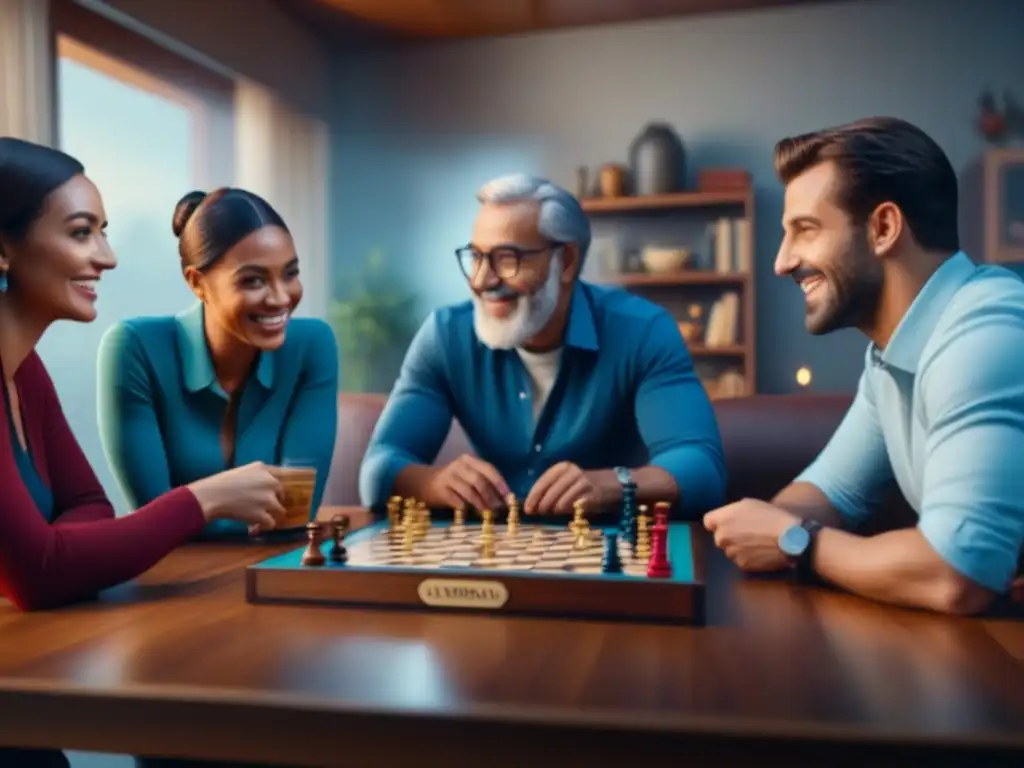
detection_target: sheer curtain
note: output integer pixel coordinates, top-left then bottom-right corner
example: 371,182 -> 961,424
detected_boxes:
234,78 -> 330,319
0,0 -> 54,143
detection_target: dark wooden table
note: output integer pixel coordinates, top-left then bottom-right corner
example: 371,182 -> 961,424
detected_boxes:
0,507 -> 1022,767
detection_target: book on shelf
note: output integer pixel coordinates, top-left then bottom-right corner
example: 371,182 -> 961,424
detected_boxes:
712,217 -> 753,274
703,291 -> 740,347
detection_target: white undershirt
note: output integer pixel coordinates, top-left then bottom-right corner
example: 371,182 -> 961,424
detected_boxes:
517,347 -> 562,421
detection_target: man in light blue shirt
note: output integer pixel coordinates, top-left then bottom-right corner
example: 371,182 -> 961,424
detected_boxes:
360,173 -> 725,518
704,117 -> 1024,614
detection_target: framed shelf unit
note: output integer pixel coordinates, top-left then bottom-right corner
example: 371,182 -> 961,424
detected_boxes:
582,185 -> 756,399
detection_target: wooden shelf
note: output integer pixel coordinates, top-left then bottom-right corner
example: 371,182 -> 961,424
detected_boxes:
601,271 -> 750,287
581,175 -> 757,398
582,190 -> 750,214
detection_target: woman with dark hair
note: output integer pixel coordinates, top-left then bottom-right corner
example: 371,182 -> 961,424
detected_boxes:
0,139 -> 290,764
96,186 -> 338,539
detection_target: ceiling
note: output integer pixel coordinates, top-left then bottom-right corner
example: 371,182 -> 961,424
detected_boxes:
280,0 -> 836,42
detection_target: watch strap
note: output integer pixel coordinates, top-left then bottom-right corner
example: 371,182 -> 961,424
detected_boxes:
795,519 -> 823,581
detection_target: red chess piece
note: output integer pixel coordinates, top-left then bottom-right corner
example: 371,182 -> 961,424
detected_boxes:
646,515 -> 671,578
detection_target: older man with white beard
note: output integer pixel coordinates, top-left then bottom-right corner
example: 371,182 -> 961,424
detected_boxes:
358,173 -> 725,518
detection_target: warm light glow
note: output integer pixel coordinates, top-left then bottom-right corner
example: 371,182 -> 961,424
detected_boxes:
795,366 -> 812,387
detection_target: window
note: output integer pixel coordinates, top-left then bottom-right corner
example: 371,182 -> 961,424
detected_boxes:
41,0 -> 235,512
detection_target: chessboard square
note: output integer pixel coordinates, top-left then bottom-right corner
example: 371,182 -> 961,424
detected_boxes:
533,553 -> 564,564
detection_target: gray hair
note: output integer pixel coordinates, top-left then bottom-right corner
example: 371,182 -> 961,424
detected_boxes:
476,173 -> 591,267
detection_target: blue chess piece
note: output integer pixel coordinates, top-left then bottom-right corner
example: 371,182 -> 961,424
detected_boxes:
602,530 -> 622,573
620,488 -> 637,547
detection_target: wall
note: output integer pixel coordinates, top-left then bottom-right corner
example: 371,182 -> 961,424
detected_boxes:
330,0 -> 1024,394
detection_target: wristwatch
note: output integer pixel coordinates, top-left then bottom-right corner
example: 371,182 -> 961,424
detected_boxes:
778,519 -> 823,581
614,466 -> 635,491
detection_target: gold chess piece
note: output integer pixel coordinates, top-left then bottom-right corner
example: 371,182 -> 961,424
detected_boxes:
402,510 -> 415,552
571,499 -> 591,549
570,498 -> 587,536
480,509 -> 496,558
387,496 -> 402,532
506,493 -> 520,536
402,498 -> 417,528
636,511 -> 651,560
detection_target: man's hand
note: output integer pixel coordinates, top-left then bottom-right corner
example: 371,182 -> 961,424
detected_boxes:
423,454 -> 510,511
703,498 -> 801,573
525,462 -> 612,515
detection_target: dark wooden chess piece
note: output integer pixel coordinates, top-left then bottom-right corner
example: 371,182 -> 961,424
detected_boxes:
301,521 -> 325,567
329,514 -> 350,564
601,530 -> 622,574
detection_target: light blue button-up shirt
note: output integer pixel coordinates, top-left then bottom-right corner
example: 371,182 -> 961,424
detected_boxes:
359,280 -> 726,517
797,252 -> 1024,593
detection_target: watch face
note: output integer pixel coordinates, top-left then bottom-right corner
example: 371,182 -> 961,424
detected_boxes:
778,525 -> 810,557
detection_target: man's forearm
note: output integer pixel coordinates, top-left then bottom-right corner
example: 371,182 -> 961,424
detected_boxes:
592,466 -> 680,507
811,526 -> 993,614
772,482 -> 845,528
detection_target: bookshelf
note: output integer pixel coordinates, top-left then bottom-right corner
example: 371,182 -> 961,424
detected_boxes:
581,183 -> 756,399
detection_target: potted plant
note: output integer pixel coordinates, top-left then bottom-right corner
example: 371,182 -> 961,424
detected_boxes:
328,249 -> 417,393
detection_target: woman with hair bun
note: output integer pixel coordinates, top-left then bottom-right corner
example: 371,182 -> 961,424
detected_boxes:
96,186 -> 338,539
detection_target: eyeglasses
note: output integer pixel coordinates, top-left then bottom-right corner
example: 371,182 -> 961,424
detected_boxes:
455,243 -> 561,280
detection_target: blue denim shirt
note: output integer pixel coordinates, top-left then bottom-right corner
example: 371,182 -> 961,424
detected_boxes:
359,280 -> 726,517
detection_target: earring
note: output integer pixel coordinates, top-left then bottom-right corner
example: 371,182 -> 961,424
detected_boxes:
0,272 -> 7,293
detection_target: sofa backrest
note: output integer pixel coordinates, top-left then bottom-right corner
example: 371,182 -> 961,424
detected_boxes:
325,392 -> 901,517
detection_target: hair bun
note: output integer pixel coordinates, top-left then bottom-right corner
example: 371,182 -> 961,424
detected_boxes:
172,191 -> 207,238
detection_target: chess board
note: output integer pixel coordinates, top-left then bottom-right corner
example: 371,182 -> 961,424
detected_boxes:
246,518 -> 705,625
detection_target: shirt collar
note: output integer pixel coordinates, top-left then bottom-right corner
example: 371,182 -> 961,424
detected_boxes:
874,251 -> 976,373
563,280 -> 599,351
175,302 -> 275,394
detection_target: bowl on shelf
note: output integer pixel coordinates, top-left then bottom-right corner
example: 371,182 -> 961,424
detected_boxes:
642,246 -> 691,274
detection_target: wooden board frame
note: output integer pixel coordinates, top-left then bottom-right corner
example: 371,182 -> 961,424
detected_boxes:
246,520 -> 706,625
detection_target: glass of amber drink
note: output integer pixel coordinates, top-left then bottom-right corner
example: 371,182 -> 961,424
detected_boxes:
274,461 -> 317,529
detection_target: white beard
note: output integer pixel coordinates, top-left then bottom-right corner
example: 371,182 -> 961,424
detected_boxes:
472,252 -> 562,349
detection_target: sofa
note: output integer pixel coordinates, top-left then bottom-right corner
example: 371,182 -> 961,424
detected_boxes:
322,392 -> 917,532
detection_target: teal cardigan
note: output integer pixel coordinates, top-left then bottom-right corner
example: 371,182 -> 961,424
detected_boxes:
96,303 -> 339,538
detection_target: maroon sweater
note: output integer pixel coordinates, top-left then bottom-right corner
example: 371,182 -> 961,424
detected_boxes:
0,351 -> 207,610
